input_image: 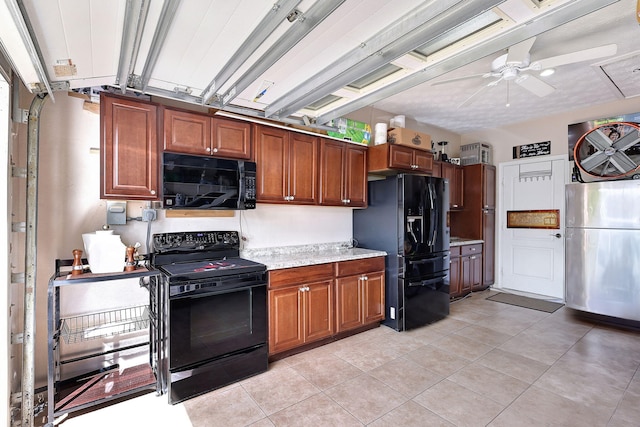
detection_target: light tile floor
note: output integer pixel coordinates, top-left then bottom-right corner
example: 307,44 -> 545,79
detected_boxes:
57,290 -> 640,427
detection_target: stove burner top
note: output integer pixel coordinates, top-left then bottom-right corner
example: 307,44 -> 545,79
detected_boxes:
194,260 -> 236,272
158,257 -> 266,281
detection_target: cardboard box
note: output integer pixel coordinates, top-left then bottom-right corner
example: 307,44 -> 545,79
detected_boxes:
387,127 -> 432,151
327,118 -> 371,145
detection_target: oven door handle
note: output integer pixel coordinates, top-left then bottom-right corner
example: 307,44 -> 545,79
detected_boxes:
170,282 -> 266,299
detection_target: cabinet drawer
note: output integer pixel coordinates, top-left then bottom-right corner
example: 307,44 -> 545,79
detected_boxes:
460,244 -> 482,256
336,257 -> 385,277
269,263 -> 334,289
449,246 -> 461,257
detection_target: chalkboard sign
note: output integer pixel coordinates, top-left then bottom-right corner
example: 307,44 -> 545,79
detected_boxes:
513,141 -> 551,159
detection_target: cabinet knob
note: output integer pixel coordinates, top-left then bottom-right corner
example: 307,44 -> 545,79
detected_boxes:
212,148 -> 218,153
205,147 -> 211,152
346,199 -> 351,204
150,190 -> 156,195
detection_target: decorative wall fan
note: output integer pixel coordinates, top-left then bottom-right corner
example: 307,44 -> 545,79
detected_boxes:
432,36 -> 617,108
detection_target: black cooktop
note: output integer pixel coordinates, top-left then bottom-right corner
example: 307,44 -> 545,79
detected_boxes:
158,257 -> 266,280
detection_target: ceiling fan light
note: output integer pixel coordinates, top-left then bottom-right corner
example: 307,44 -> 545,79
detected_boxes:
540,68 -> 556,77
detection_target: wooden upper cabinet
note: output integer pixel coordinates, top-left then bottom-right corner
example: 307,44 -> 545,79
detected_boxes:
368,143 -> 433,174
483,164 -> 496,209
163,108 -> 209,155
441,162 -> 464,210
101,94 -> 159,200
163,108 -> 250,159
254,124 -> 318,204
319,139 -> 367,207
289,132 -> 319,204
212,117 -> 251,159
255,125 -> 288,202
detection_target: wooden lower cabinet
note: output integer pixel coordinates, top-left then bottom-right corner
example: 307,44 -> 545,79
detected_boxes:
335,257 -> 385,333
450,243 -> 482,299
268,264 -> 334,355
268,256 -> 385,356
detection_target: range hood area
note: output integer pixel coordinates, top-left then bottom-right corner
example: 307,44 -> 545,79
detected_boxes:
0,0 -> 621,130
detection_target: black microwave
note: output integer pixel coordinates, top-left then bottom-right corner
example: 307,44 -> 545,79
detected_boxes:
162,153 -> 256,210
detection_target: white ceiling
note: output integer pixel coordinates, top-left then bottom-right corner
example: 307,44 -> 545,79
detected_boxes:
3,0 -> 640,134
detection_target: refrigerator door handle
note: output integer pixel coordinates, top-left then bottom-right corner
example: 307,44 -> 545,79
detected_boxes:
427,183 -> 437,246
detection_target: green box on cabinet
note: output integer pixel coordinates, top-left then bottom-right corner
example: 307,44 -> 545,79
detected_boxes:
327,118 -> 371,145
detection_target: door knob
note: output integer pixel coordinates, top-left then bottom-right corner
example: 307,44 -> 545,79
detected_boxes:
551,233 -> 562,238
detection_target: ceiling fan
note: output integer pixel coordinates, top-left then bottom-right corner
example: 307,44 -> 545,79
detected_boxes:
432,36 -> 618,108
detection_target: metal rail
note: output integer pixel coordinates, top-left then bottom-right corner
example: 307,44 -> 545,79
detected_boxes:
22,93 -> 48,427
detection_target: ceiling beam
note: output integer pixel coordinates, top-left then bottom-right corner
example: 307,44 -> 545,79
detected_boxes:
200,0 -> 303,105
138,0 -> 180,92
316,0 -> 621,125
216,0 -> 346,108
264,0 -> 504,119
116,0 -> 150,94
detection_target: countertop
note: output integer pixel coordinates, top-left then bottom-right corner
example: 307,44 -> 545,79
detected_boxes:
241,238 -> 483,270
450,238 -> 484,247
241,242 -> 386,271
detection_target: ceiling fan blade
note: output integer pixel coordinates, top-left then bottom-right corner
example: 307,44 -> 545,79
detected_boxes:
432,73 -> 487,86
533,44 -> 618,69
506,37 -> 536,64
515,74 -> 555,97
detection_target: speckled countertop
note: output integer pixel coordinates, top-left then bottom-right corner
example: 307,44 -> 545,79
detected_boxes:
241,242 -> 386,271
450,238 -> 484,246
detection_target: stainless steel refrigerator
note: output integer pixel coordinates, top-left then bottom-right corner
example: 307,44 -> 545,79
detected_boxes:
353,174 -> 450,331
565,180 -> 640,322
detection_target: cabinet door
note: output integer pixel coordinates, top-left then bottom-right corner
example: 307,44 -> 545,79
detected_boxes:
255,125 -> 288,203
449,256 -> 461,297
212,117 -> 251,159
388,145 -> 414,170
482,210 -> 495,287
163,109 -> 210,155
431,161 -> 442,178
363,271 -> 385,324
101,94 -> 159,200
289,132 -> 319,204
319,139 -> 346,205
304,280 -> 334,342
344,145 -> 367,207
414,150 -> 433,173
460,256 -> 472,294
454,165 -> 464,209
470,254 -> 483,291
268,287 -> 304,355
335,275 -> 363,333
483,165 -> 496,209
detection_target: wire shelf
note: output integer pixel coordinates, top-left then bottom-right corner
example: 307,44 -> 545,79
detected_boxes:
60,306 -> 150,344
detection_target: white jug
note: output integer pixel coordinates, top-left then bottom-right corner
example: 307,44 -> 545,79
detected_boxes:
81,229 -> 127,273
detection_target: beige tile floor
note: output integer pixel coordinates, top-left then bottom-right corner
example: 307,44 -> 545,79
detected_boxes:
58,290 -> 640,427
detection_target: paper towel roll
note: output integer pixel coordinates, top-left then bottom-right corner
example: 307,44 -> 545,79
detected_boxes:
374,123 -> 388,145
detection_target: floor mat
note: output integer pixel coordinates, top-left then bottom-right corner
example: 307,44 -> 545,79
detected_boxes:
486,292 -> 564,313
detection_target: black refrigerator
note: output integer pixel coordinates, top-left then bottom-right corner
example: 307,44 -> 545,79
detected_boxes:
353,174 -> 450,331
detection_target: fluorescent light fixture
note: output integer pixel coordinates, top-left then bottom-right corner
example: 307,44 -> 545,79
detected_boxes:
540,68 -> 555,76
0,0 -> 50,94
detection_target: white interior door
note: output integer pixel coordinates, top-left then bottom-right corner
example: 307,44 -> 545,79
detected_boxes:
499,155 -> 567,300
